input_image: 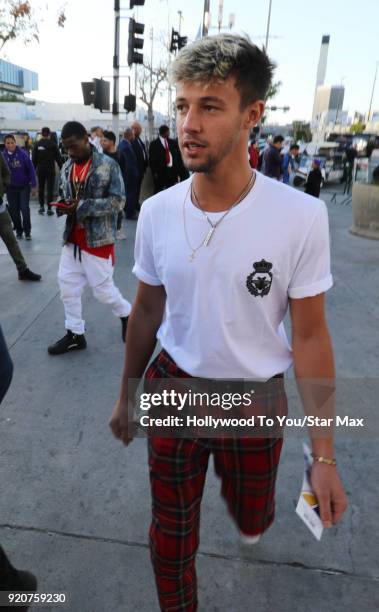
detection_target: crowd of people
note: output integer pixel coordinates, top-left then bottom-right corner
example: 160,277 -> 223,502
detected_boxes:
0,120 -> 192,284
249,135 -> 323,196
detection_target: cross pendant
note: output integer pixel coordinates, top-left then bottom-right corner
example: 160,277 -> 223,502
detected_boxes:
203,226 -> 215,247
189,252 -> 195,262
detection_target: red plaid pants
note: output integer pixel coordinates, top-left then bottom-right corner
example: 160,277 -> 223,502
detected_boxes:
146,350 -> 286,612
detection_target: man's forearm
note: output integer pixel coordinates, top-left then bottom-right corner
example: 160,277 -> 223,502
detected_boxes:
119,305 -> 161,402
292,331 -> 335,456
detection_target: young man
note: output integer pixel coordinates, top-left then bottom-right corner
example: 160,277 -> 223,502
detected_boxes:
48,121 -> 131,355
101,130 -> 128,239
2,135 -> 37,240
110,35 -> 347,611
149,124 -> 189,193
0,155 -> 41,281
32,126 -> 63,215
264,134 -> 284,180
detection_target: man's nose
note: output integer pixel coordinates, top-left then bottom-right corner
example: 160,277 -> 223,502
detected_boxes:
182,107 -> 201,133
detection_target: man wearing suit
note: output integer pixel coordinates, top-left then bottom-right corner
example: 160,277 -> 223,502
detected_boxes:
118,128 -> 140,220
149,125 -> 189,193
131,121 -> 148,208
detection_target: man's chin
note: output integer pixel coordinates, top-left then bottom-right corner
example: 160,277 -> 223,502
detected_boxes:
184,159 -> 214,174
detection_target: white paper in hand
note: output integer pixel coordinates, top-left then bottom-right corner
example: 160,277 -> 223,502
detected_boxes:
295,442 -> 324,541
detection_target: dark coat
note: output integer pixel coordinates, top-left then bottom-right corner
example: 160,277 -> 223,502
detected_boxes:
32,138 -> 62,172
264,145 -> 283,180
305,168 -> 322,198
0,154 -> 10,198
149,137 -> 189,193
117,139 -> 139,195
131,136 -> 148,177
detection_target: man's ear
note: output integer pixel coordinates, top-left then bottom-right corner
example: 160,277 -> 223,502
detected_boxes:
244,100 -> 265,129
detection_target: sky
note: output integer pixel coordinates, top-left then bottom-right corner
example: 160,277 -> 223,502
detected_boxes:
1,0 -> 379,124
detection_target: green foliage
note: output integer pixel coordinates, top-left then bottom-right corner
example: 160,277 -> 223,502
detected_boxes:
350,122 -> 366,134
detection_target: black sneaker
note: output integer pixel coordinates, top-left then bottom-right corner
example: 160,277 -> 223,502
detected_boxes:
16,232 -> 23,239
18,268 -> 41,281
121,316 -> 129,342
48,330 -> 87,355
38,207 -> 45,214
25,234 -> 32,240
47,208 -> 54,216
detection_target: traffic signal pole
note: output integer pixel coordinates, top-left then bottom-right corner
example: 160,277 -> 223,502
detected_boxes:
112,0 -> 121,139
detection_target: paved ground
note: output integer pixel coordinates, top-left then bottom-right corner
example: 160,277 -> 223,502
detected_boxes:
0,185 -> 378,612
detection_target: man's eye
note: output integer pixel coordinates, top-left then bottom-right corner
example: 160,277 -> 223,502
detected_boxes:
204,106 -> 217,112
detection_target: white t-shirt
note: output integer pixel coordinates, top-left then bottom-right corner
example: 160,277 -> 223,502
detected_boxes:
133,171 -> 333,379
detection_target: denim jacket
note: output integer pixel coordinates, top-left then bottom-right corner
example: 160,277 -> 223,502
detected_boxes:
60,148 -> 125,247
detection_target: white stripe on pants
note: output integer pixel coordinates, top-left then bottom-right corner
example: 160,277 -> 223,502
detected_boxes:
58,244 -> 131,335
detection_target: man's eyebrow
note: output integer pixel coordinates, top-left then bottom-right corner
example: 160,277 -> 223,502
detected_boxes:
176,96 -> 226,105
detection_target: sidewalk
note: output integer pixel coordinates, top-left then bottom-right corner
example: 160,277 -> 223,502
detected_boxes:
0,191 -> 378,612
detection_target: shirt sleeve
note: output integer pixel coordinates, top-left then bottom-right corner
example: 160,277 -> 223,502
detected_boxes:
288,201 -> 333,299
132,203 -> 162,286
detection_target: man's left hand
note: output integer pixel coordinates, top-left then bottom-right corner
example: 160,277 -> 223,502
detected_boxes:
310,462 -> 348,528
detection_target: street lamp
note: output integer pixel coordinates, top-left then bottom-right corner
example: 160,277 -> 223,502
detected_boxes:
368,60 -> 379,122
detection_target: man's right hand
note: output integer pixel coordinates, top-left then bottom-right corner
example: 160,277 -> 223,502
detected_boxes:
109,397 -> 134,446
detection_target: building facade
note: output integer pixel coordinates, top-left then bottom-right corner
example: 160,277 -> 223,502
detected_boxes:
0,60 -> 38,100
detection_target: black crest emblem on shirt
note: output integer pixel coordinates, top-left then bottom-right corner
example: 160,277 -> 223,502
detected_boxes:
246,259 -> 273,298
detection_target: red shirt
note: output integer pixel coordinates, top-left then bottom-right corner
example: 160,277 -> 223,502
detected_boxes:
248,145 -> 259,170
68,158 -> 115,265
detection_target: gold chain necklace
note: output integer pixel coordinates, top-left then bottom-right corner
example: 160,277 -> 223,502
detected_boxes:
72,158 -> 91,201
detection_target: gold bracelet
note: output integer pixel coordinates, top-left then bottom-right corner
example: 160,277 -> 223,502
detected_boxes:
311,453 -> 337,466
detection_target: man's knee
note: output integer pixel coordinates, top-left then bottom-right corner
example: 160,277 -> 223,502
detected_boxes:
58,275 -> 83,300
91,279 -> 114,304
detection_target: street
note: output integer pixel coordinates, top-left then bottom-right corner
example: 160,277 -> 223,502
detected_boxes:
0,189 -> 378,612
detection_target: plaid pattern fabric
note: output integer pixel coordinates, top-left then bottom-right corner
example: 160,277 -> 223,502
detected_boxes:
145,350 -> 286,612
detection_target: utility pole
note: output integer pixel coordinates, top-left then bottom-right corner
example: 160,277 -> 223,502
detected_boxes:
218,0 -> 223,32
202,0 -> 210,37
112,0 -> 120,138
150,27 -> 154,101
178,10 -> 183,34
264,0 -> 272,51
368,61 -> 379,122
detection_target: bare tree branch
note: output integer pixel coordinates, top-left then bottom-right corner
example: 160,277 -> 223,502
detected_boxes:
0,0 -> 66,51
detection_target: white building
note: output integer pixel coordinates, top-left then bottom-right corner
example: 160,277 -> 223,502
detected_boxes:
0,99 -> 166,137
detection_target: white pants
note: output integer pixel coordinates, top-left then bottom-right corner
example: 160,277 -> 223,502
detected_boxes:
58,244 -> 131,335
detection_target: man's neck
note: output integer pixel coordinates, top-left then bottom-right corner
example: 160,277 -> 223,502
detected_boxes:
192,156 -> 253,213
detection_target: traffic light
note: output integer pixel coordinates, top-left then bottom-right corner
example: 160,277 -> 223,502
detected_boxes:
124,94 -> 136,113
81,82 -> 94,106
128,18 -> 144,66
130,0 -> 145,7
81,79 -> 110,111
93,79 -> 110,111
170,29 -> 179,53
170,29 -> 187,53
178,35 -> 188,50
